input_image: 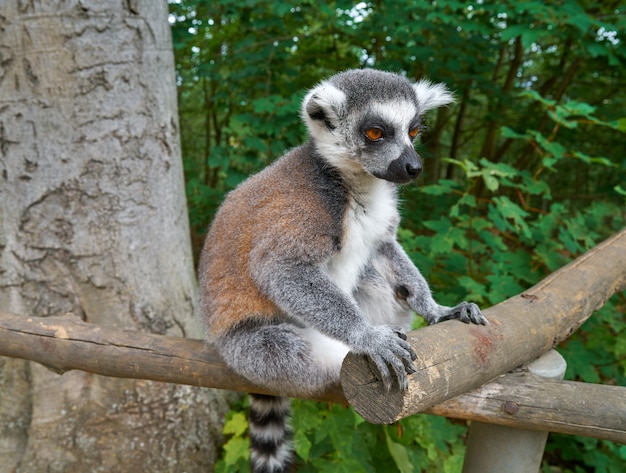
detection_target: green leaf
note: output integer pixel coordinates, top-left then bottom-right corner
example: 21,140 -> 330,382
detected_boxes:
325,405 -> 361,455
491,196 -> 531,239
384,428 -> 414,473
558,226 -> 583,254
221,437 -> 250,467
294,430 -> 312,462
571,151 -> 615,167
223,411 -> 248,437
531,131 -> 566,160
614,185 -> 626,197
441,158 -> 479,176
477,228 -> 507,253
457,275 -> 487,303
486,274 -> 525,302
562,99 -> 596,116
482,173 -> 499,192
500,126 -> 530,140
351,408 -> 366,427
520,171 -> 552,197
207,145 -> 229,168
450,193 -> 476,218
419,179 -> 460,195
519,89 -> 556,107
615,335 -> 626,359
441,157 -> 468,172
225,170 -> 248,189
547,109 -> 578,129
423,218 -> 452,235
243,135 -> 267,153
562,340 -> 601,383
478,158 -> 518,177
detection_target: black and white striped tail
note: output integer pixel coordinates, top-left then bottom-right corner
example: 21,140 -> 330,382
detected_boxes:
249,394 -> 293,473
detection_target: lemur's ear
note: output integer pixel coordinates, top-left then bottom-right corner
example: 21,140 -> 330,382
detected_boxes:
412,79 -> 455,114
301,81 -> 346,134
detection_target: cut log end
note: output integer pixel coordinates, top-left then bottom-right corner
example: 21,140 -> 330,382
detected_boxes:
341,229 -> 626,425
340,352 -> 406,424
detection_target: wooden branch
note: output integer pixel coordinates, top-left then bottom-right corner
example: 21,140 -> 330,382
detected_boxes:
0,310 -> 624,443
341,228 -> 626,424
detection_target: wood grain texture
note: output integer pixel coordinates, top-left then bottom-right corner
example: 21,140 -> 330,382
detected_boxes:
430,371 -> 626,444
0,312 -> 346,403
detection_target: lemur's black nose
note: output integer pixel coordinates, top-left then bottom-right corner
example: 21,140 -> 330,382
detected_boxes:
387,147 -> 422,183
374,147 -> 423,184
406,161 -> 422,179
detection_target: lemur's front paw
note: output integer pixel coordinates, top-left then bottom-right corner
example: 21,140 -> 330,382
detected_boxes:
430,301 -> 488,326
355,325 -> 417,391
454,301 -> 488,325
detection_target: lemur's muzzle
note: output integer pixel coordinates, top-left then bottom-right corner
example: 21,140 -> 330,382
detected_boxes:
382,147 -> 422,184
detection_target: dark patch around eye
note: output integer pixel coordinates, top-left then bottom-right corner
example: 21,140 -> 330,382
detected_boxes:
359,117 -> 394,141
395,285 -> 410,299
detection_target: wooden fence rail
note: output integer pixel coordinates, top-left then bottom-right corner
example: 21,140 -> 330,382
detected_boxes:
342,227 -> 626,424
1,228 -> 625,444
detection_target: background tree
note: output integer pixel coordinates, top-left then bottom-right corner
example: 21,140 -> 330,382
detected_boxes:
171,1 -> 625,471
0,1 -> 229,471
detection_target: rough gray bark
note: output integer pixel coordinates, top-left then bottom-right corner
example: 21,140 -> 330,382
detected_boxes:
0,1 -> 230,471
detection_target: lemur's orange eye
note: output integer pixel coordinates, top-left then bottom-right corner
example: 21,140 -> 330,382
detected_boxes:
365,128 -> 384,141
409,126 -> 420,139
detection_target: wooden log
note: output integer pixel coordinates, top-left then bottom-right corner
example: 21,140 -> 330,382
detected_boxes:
340,228 -> 626,424
431,370 -> 626,445
0,311 -> 624,443
0,312 -> 345,403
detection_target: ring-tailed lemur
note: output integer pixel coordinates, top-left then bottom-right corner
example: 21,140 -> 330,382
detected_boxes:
198,69 -> 487,473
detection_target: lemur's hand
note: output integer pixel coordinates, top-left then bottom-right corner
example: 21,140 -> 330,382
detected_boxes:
421,301 -> 488,326
352,325 -> 417,391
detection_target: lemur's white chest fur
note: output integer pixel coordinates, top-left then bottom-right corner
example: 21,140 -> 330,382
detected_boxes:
322,177 -> 398,296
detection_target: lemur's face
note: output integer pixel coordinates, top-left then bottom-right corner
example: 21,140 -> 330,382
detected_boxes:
353,101 -> 423,184
302,70 -> 453,184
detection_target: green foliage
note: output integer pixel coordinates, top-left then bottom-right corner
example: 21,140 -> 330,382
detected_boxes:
216,399 -> 468,473
215,409 -> 250,473
171,1 -> 626,471
170,0 -> 364,243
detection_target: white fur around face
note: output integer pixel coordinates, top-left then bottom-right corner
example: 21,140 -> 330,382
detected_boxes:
412,79 -> 455,113
311,99 -> 424,178
301,80 -> 346,136
369,100 -> 420,145
301,80 -> 354,171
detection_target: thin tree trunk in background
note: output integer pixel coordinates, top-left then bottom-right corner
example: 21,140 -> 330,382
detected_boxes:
0,1 -> 229,471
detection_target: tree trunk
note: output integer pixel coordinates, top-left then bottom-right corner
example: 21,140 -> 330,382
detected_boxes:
0,1 -> 230,472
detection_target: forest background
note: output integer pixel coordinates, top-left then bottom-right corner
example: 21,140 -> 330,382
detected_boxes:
169,1 -> 626,472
